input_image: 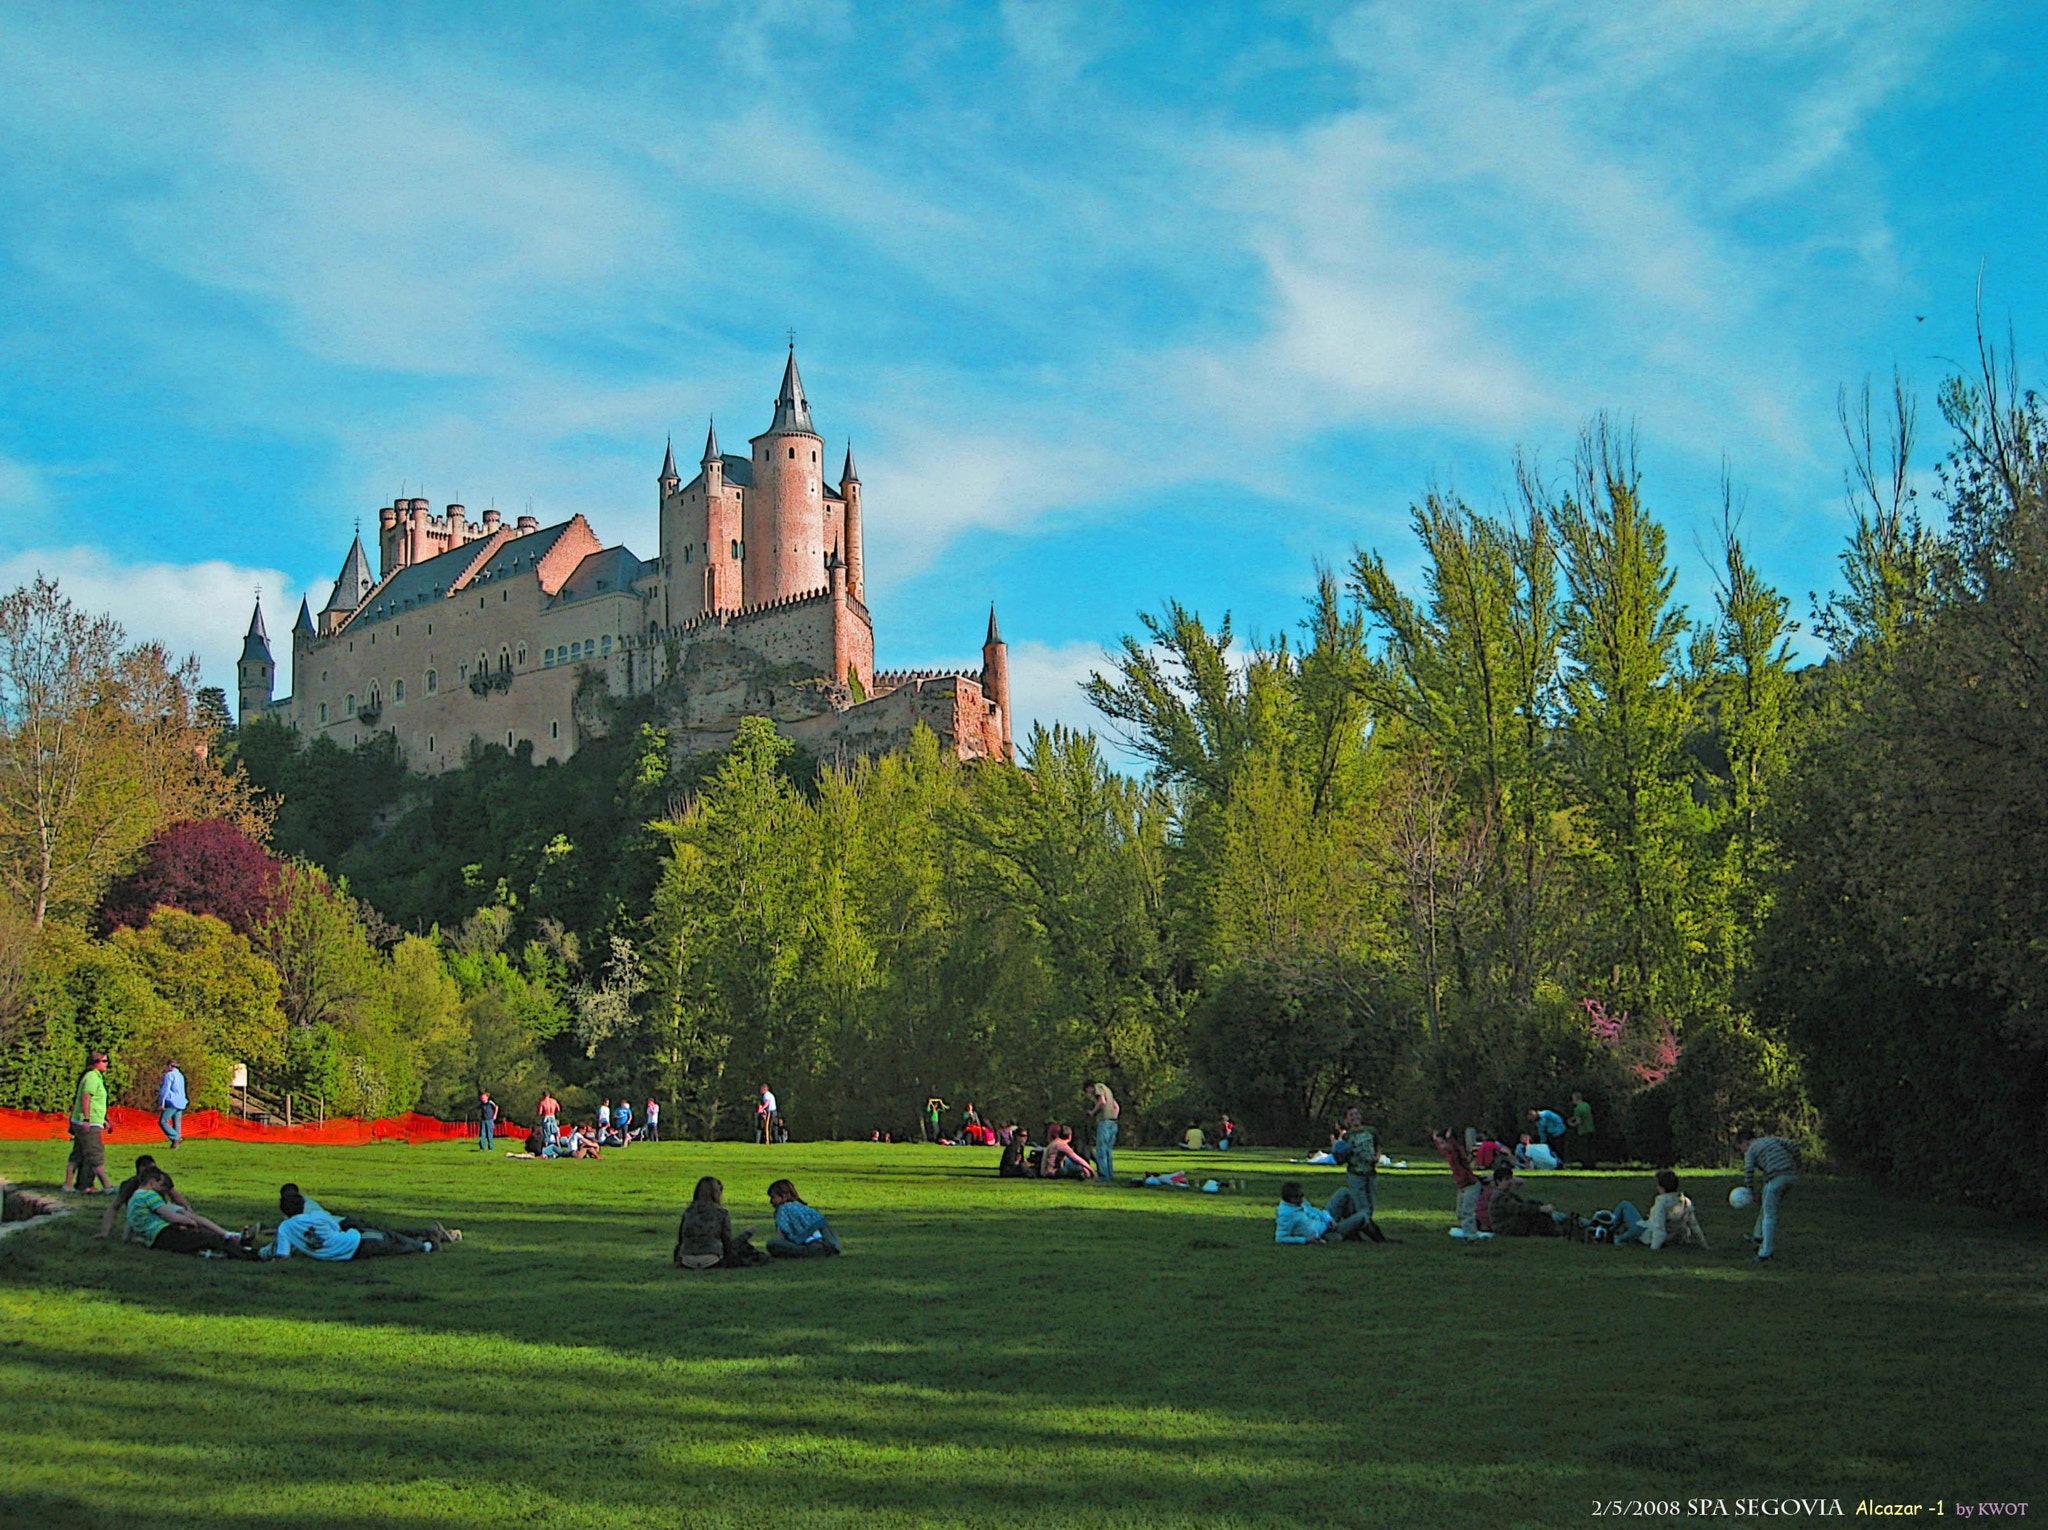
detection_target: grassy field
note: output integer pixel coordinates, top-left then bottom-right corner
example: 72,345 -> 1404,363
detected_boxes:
0,1137 -> 2041,1530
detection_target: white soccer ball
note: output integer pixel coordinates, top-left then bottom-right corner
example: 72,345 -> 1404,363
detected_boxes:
1729,1185 -> 1755,1210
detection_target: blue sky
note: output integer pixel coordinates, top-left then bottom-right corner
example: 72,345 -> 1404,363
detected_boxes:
2,2 -> 2043,738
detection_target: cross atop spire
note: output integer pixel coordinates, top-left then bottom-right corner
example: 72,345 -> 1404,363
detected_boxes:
769,346 -> 814,435
241,596 -> 273,663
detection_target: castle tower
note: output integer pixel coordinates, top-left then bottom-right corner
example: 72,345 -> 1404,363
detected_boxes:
319,534 -> 376,635
840,443 -> 864,604
238,599 -> 276,725
658,436 -> 680,500
982,605 -> 1012,760
744,347 -> 827,607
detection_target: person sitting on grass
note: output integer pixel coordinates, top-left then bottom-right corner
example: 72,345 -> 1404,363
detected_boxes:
1181,1125 -> 1206,1150
102,1154 -> 196,1240
1040,1124 -> 1095,1180
998,1127 -> 1034,1178
1484,1176 -> 1564,1238
674,1176 -> 766,1269
125,1167 -> 260,1259
766,1179 -> 842,1258
264,1184 -> 454,1260
1613,1169 -> 1709,1250
547,1124 -> 600,1159
1274,1180 -> 1391,1244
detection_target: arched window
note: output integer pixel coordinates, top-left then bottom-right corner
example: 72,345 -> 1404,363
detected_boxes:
543,648 -> 554,667
516,643 -> 527,666
369,685 -> 381,707
730,539 -> 741,559
318,702 -> 328,724
346,693 -> 355,713
601,635 -> 612,655
550,720 -> 560,740
498,647 -> 511,675
477,651 -> 488,675
788,446 -> 795,459
394,679 -> 405,702
426,669 -> 438,694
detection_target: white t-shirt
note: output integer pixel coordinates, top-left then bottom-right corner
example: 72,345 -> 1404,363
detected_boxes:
271,1203 -> 361,1261
760,1091 -> 777,1114
647,1103 -> 659,1122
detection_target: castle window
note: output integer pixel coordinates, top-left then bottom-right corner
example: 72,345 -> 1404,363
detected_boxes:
346,693 -> 355,712
319,702 -> 328,724
506,731 -> 514,748
551,720 -> 560,740
517,643 -> 527,666
458,662 -> 467,679
321,670 -> 328,683
788,447 -> 795,459
478,651 -> 488,675
479,596 -> 485,608
428,736 -> 435,752
502,590 -> 509,602
427,623 -> 433,635
369,685 -> 381,707
543,648 -> 554,666
601,635 -> 612,654
498,647 -> 511,674
394,679 -> 405,701
812,450 -> 817,462
731,539 -> 741,559
584,637 -> 594,655
426,669 -> 438,693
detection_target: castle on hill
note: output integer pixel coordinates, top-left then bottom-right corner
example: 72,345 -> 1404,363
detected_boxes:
236,351 -> 1013,770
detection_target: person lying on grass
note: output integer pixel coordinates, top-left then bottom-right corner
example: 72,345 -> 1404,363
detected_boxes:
674,1176 -> 768,1269
766,1178 -> 842,1258
263,1183 -> 456,1260
1040,1124 -> 1095,1180
124,1167 -> 261,1259
1273,1180 -> 1391,1244
102,1154 -> 196,1239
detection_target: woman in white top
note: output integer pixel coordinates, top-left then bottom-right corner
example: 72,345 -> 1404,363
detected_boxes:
1085,1081 -> 1120,1182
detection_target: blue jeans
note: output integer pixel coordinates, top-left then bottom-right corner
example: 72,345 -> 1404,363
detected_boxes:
1613,1200 -> 1645,1242
1754,1173 -> 1797,1256
159,1107 -> 183,1146
478,1118 -> 494,1151
1095,1117 -> 1118,1181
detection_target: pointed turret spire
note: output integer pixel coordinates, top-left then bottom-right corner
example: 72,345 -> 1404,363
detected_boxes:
293,597 -> 315,637
985,604 -> 1002,646
769,345 -> 815,434
659,435 -> 679,486
241,599 -> 272,663
701,417 -> 720,467
322,534 -> 375,614
841,441 -> 859,485
825,537 -> 845,573
247,602 -> 269,642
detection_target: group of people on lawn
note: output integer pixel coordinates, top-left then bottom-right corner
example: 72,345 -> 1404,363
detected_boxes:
518,1090 -> 662,1157
1274,1103 -> 1800,1260
95,1153 -> 459,1262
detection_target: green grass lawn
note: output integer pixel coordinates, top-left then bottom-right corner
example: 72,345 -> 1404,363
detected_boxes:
1,1138 -> 2041,1529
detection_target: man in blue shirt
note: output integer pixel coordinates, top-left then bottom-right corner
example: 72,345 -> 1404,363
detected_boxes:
1528,1107 -> 1567,1163
158,1060 -> 188,1147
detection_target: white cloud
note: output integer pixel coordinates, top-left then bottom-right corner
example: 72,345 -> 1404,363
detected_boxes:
0,547 -> 325,704
1000,637 -> 1114,741
0,456 -> 51,518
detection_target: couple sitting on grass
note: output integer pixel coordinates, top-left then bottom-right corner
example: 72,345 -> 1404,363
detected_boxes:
1471,1161 -> 1709,1248
994,1123 -> 1095,1180
673,1177 -> 842,1270
100,1155 -> 459,1262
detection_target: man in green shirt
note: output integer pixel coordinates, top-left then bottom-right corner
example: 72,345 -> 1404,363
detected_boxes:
64,1051 -> 111,1193
1570,1091 -> 1596,1170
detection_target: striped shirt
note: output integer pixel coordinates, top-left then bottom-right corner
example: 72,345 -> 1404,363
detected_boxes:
1744,1136 -> 1800,1183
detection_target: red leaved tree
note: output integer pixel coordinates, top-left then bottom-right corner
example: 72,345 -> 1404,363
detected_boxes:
100,818 -> 283,937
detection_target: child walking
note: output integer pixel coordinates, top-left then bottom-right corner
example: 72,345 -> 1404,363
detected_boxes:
766,1179 -> 842,1259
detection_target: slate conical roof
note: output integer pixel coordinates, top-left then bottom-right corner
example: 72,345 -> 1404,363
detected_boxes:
659,436 -> 679,484
293,597 -> 315,637
985,604 -> 1002,647
241,601 -> 273,663
701,418 -> 720,466
841,441 -> 859,485
323,534 -> 375,614
768,347 -> 815,435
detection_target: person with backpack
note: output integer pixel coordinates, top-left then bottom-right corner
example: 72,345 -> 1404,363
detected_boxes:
1328,1106 -> 1381,1226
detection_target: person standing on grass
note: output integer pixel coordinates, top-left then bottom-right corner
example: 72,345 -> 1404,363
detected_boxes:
766,1178 -> 842,1258
1218,1113 -> 1236,1150
1328,1106 -> 1381,1226
477,1091 -> 497,1152
1433,1127 -> 1482,1237
1528,1106 -> 1566,1165
614,1098 -> 633,1143
157,1059 -> 187,1148
758,1084 -> 778,1144
645,1098 -> 659,1142
1085,1081 -> 1119,1182
1737,1130 -> 1801,1262
1570,1091 -> 1596,1170
65,1050 -> 112,1193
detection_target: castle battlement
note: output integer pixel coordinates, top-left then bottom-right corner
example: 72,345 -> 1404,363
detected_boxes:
871,667 -> 984,690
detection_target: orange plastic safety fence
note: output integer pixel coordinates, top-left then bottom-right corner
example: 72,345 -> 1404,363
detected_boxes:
0,1105 -> 522,1144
